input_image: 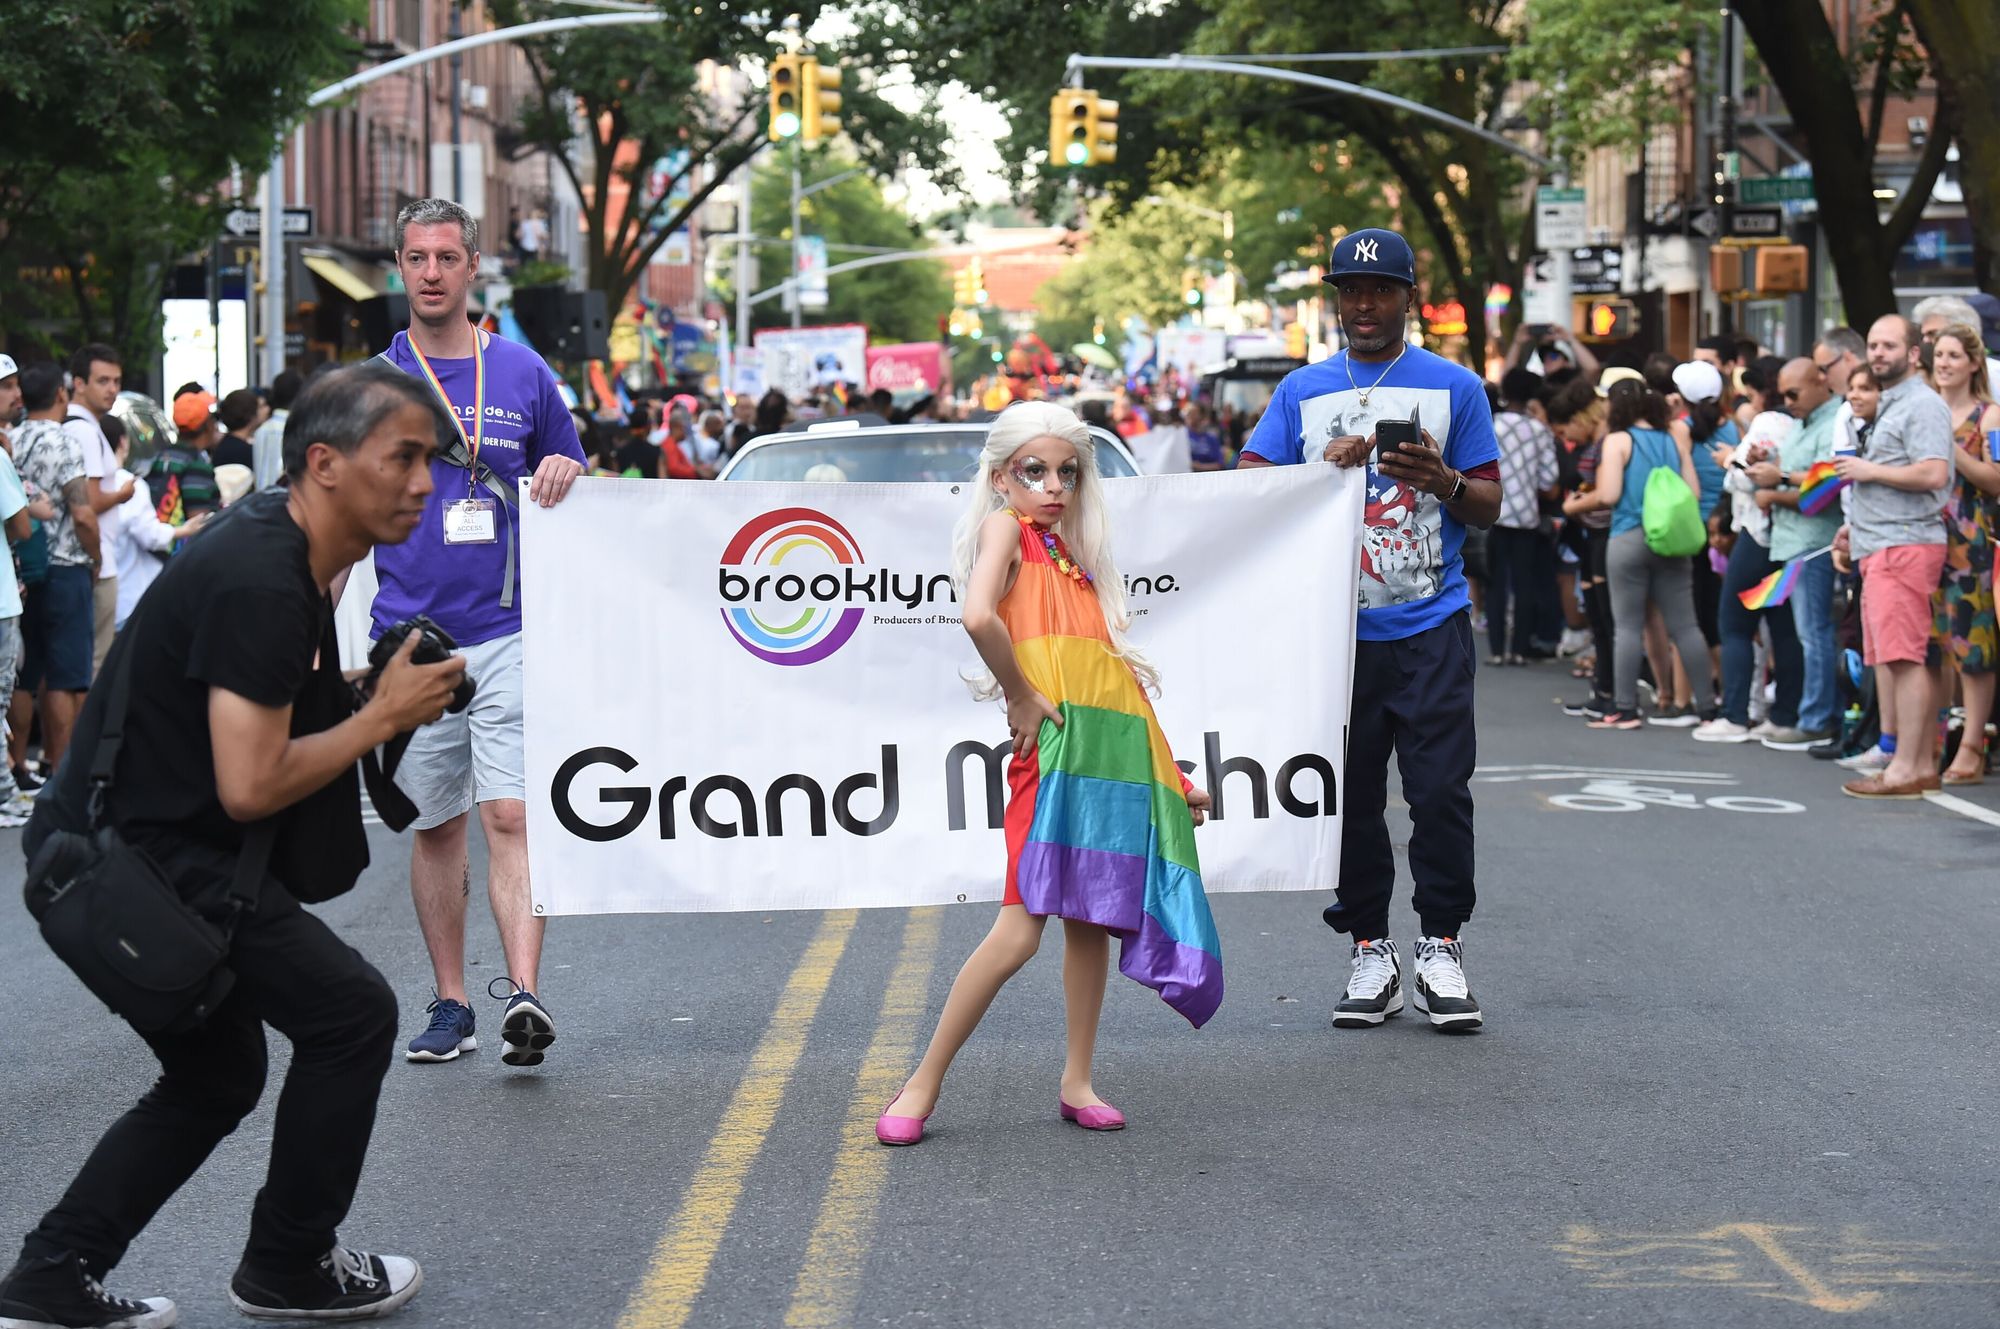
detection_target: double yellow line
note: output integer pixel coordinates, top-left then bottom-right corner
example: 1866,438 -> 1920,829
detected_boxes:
616,907 -> 942,1329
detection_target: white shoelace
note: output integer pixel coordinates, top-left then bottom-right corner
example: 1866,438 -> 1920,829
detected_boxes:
1348,943 -> 1398,998
83,1273 -> 142,1311
322,1247 -> 382,1294
1416,939 -> 1469,998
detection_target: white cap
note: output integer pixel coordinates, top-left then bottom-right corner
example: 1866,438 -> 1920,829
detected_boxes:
1672,360 -> 1725,403
0,354 -> 17,381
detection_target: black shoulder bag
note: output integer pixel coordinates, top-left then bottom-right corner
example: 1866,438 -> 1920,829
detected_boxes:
21,629 -> 277,1035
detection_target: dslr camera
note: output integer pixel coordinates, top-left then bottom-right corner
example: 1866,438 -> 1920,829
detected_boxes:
366,615 -> 476,715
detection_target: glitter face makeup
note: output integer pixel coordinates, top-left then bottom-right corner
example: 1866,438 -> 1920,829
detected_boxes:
1009,455 -> 1081,494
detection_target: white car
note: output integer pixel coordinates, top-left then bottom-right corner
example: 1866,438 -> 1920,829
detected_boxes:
716,419 -> 1140,483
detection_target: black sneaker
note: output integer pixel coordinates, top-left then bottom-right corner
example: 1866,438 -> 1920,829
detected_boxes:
1562,694 -> 1611,719
1411,936 -> 1483,1032
489,978 -> 556,1067
1331,939 -> 1403,1028
11,765 -> 44,795
228,1247 -> 421,1322
0,1249 -> 175,1328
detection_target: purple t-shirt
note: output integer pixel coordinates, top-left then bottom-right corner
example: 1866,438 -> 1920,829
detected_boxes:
372,329 -> 584,646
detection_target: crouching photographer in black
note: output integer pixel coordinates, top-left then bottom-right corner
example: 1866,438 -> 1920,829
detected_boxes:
0,362 -> 467,1329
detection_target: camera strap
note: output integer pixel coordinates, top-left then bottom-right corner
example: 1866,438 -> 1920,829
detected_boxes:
86,606 -> 276,917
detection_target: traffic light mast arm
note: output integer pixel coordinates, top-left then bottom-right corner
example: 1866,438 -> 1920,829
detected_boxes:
1062,53 -> 1556,169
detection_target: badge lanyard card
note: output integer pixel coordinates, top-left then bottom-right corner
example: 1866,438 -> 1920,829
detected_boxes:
409,335 -> 498,545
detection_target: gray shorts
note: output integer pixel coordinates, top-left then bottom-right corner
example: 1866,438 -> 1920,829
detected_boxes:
393,631 -> 526,830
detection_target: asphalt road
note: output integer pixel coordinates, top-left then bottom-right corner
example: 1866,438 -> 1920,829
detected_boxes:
4,652 -> 1998,1328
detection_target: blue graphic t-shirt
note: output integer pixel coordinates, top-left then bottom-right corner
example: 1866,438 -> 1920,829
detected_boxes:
373,329 -> 585,646
1245,345 -> 1500,641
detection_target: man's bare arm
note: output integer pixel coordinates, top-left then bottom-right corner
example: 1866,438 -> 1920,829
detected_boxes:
63,477 -> 100,566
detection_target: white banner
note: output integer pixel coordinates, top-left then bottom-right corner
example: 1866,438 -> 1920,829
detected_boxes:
522,464 -> 1362,915
752,324 -> 866,398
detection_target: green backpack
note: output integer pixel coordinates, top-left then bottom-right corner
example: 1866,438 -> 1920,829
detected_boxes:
1641,447 -> 1706,557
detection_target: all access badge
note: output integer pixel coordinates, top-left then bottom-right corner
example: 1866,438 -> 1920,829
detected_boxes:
443,498 -> 498,545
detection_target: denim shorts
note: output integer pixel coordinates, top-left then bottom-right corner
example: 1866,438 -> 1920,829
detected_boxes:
24,565 -> 94,692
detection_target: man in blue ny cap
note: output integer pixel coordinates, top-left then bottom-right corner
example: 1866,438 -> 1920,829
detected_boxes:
1240,226 -> 1501,1034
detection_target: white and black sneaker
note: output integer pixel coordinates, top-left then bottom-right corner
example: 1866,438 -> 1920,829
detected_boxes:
1332,939 -> 1404,1028
1411,936 -> 1483,1032
229,1247 -> 421,1322
0,1249 -> 175,1329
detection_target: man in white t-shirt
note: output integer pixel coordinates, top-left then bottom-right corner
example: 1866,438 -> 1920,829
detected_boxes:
62,344 -> 133,673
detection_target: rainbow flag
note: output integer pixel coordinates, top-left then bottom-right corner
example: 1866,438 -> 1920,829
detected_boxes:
1738,559 -> 1803,610
1000,514 -> 1223,1026
1796,459 -> 1848,515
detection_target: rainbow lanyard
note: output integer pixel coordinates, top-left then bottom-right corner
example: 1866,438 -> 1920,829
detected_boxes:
407,330 -> 484,494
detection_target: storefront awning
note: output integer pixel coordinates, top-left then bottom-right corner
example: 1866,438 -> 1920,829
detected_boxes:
303,251 -> 383,303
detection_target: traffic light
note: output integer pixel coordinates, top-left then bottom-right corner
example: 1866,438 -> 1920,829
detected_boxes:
1285,321 -> 1307,358
1582,299 -> 1637,341
1050,91 -> 1094,167
951,259 -> 986,308
801,58 -> 841,144
767,55 -> 801,140
1089,96 -> 1118,165
1182,270 -> 1203,309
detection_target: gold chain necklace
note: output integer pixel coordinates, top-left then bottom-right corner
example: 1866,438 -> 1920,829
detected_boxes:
1344,341 -> 1407,409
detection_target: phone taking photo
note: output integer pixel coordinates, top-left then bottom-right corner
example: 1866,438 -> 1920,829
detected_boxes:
1374,406 -> 1421,462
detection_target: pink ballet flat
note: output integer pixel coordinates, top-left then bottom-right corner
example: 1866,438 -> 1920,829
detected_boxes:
875,1094 -> 931,1146
1059,1099 -> 1126,1131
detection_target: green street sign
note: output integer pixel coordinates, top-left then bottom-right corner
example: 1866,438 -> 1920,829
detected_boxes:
1740,177 -> 1814,204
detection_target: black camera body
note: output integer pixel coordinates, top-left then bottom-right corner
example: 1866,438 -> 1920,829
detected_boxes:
368,615 -> 476,714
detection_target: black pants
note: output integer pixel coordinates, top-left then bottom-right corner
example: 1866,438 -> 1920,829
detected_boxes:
1484,525 -> 1547,657
1334,615 -> 1478,941
1583,527 -> 1615,700
19,835 -> 397,1277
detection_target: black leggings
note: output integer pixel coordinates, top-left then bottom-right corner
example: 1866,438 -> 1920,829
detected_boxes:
1582,527 -> 1614,700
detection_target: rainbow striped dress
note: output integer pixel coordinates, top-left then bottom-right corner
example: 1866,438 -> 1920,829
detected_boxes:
997,510 -> 1223,1027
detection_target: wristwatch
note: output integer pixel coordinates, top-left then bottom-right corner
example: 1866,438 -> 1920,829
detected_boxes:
1442,470 -> 1467,505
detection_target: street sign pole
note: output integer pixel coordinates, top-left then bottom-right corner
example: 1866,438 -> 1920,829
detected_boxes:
789,140 -> 803,329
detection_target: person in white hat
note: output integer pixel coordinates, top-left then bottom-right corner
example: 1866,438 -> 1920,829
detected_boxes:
0,354 -> 21,452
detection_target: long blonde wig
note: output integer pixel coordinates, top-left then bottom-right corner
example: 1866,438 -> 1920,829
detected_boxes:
949,401 -> 1160,699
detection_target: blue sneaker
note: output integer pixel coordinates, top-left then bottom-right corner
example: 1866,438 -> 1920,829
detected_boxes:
489,978 -> 556,1067
405,996 -> 477,1062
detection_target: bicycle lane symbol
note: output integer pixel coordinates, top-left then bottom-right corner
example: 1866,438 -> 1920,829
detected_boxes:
1474,765 -> 1806,815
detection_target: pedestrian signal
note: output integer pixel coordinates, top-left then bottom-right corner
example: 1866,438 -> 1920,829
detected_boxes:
802,58 -> 841,144
768,55 -> 801,140
1582,299 -> 1637,342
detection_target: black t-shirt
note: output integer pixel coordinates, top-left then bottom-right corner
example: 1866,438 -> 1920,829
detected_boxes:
212,433 -> 254,471
614,437 -> 660,477
50,488 -> 321,851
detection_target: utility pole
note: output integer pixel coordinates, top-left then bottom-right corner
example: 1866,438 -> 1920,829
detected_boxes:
735,166 -> 753,367
789,141 -> 803,329
259,155 -> 287,385
448,2 -> 464,201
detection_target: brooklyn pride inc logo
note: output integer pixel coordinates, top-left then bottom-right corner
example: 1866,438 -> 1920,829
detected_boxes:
717,507 -> 959,666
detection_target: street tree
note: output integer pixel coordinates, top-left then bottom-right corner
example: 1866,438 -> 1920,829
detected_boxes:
494,0 -> 958,320
1904,1 -> 2000,293
0,0 -> 364,369
721,154 -> 952,345
1518,0 -> 1962,324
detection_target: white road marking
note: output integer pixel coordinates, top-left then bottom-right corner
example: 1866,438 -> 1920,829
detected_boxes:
1921,790 -> 2000,828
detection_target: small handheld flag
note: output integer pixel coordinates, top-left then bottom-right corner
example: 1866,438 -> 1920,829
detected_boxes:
1796,459 -> 1848,516
1738,560 -> 1802,610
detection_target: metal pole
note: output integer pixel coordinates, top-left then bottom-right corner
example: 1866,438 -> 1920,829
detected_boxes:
735,165 -> 753,357
789,140 -> 803,329
1550,172 -> 1574,347
260,152 -> 287,384
1717,6 -> 1738,336
448,3 -> 464,201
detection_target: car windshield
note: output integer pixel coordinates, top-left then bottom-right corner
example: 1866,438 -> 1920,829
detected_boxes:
722,427 -> 1138,483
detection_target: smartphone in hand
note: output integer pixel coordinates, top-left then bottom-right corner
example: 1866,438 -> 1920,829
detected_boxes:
1374,407 -> 1421,462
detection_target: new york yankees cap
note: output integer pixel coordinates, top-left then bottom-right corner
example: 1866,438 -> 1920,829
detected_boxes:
1324,228 -> 1416,287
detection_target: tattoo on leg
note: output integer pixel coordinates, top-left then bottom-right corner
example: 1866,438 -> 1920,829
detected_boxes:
462,862 -> 471,900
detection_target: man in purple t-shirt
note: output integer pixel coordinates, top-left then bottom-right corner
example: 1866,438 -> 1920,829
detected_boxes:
373,198 -> 584,1068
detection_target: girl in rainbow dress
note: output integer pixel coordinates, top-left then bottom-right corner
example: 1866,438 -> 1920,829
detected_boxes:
876,402 -> 1222,1146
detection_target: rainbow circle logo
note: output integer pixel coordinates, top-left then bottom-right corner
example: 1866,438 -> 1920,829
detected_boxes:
718,507 -> 866,666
